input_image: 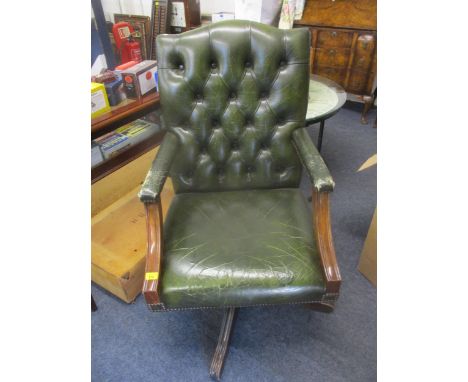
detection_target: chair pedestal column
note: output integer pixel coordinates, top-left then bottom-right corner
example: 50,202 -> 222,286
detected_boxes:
209,307 -> 238,381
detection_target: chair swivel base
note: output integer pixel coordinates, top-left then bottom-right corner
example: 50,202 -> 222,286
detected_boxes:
207,302 -> 334,380
209,308 -> 238,381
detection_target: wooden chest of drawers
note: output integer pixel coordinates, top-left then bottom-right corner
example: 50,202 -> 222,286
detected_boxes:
295,0 -> 377,124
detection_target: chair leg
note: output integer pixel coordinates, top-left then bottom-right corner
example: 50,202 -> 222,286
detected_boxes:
209,307 -> 238,381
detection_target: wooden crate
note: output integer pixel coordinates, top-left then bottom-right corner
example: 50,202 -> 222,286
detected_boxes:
92,147 -> 174,302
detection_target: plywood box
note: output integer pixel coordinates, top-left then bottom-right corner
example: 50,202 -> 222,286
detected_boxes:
91,147 -> 174,302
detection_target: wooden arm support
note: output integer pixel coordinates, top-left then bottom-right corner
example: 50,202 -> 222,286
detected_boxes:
312,189 -> 341,296
142,199 -> 164,306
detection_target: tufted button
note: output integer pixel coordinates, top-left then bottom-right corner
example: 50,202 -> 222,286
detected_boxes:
211,61 -> 217,69
230,92 -> 236,100
261,91 -> 268,99
245,118 -> 252,125
231,140 -> 239,150
179,64 -> 184,70
212,119 -> 219,128
245,61 -> 251,68
195,93 -> 203,101
260,141 -> 269,150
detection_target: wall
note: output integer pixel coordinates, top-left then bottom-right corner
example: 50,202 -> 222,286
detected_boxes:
101,0 -> 152,22
100,0 -> 235,22
200,0 -> 234,16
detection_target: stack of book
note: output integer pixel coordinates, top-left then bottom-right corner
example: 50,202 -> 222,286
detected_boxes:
91,119 -> 161,168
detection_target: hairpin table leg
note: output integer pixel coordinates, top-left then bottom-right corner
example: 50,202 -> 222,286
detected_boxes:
317,120 -> 325,152
209,307 -> 238,381
307,120 -> 326,203
91,295 -> 97,312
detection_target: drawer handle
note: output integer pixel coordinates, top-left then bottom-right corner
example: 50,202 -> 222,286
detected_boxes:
328,49 -> 336,55
331,31 -> 337,38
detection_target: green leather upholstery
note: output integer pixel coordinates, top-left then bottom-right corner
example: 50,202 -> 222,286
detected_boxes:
140,20 -> 335,310
139,133 -> 179,202
292,128 -> 335,192
156,20 -> 310,193
160,189 -> 325,309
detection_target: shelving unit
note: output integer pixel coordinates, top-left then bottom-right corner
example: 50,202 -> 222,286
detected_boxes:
91,91 -> 165,183
91,92 -> 160,137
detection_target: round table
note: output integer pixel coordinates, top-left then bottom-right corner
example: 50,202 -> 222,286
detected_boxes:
306,74 -> 347,152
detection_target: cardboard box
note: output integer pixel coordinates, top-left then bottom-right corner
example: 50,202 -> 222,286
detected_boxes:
91,147 -> 174,302
91,82 -> 111,118
104,76 -> 124,106
357,154 -> 377,286
358,209 -> 377,286
121,60 -> 157,99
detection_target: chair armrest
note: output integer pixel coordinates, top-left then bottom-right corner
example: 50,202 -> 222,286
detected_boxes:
292,128 -> 335,192
292,129 -> 341,304
138,132 -> 178,203
142,201 -> 165,309
139,133 -> 178,310
312,190 -> 341,300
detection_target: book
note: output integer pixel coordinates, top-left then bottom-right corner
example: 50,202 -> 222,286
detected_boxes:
92,119 -> 161,162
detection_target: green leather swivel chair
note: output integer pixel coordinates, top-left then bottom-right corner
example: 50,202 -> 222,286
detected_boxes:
139,20 -> 341,380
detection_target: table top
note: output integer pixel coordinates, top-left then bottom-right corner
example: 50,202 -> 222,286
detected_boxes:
306,74 -> 347,124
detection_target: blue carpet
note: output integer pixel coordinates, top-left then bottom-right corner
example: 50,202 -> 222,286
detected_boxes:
92,102 -> 377,382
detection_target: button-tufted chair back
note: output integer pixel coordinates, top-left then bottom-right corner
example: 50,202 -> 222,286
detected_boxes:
156,20 -> 310,193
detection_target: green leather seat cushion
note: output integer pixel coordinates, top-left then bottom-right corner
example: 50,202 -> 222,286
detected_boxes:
160,188 -> 326,309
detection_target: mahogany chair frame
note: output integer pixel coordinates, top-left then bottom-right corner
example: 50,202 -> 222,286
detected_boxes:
141,187 -> 341,379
